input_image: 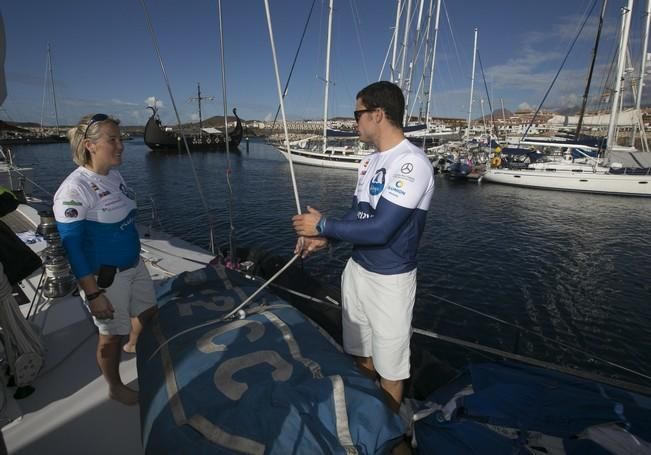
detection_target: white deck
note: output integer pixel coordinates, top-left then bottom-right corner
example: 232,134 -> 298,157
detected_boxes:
1,203 -> 215,454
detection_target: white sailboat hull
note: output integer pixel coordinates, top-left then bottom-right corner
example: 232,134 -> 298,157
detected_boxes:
482,168 -> 651,196
277,147 -> 369,170
277,146 -> 441,171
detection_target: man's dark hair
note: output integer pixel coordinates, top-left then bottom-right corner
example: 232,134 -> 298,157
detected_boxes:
356,81 -> 404,129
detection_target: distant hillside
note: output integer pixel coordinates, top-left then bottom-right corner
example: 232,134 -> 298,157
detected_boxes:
193,114 -> 242,128
0,120 -> 29,132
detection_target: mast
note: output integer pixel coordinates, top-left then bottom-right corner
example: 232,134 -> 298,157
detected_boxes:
40,46 -> 49,134
606,0 -> 634,151
217,0 -> 231,258
322,0 -> 334,154
576,0 -> 608,140
425,0 -> 441,130
391,0 -> 402,82
47,44 -> 60,136
632,0 -> 651,148
398,0 -> 412,89
403,0 -> 425,124
190,82 -> 214,140
466,27 -> 478,140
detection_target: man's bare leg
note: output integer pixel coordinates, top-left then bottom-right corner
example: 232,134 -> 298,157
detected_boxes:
354,356 -> 378,379
355,356 -> 403,413
97,334 -> 138,405
379,377 -> 403,414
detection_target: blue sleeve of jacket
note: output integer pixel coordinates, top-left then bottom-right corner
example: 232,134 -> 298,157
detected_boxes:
57,220 -> 93,279
321,197 -> 412,245
340,197 -> 358,221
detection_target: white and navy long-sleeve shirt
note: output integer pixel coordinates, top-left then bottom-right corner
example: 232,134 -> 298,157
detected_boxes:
321,139 -> 434,275
53,167 -> 140,279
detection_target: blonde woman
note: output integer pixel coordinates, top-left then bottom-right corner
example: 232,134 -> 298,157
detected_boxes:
53,114 -> 157,405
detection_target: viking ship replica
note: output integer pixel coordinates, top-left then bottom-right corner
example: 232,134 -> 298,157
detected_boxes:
144,105 -> 243,152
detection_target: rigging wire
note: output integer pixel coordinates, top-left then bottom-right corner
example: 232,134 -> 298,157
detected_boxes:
421,292 -> 651,382
269,0 -> 318,132
264,0 -> 302,217
576,0 -> 608,140
216,0 -> 235,262
406,0 -> 437,122
442,0 -> 464,86
139,0 -> 216,254
349,0 -> 370,84
146,254 -> 299,362
379,0 -> 408,81
40,46 -> 49,133
519,0 -> 598,142
477,51 -> 495,134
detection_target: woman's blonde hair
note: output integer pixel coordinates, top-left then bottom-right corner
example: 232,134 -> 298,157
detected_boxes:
67,114 -> 120,166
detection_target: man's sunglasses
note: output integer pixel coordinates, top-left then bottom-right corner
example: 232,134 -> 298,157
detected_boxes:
353,109 -> 375,122
83,113 -> 109,139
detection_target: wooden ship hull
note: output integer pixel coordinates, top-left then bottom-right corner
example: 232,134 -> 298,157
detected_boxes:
144,107 -> 243,152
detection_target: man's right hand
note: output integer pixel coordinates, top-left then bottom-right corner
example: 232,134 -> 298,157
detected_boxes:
89,294 -> 115,320
295,236 -> 328,259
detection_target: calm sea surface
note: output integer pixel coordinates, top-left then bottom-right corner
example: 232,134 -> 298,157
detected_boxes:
11,138 -> 651,385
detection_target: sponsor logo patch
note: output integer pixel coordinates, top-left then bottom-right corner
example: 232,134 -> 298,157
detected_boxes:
401,162 -> 414,174
369,168 -> 386,196
62,200 -> 82,206
64,208 -> 78,218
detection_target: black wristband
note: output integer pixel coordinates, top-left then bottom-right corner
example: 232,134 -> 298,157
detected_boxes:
86,289 -> 105,301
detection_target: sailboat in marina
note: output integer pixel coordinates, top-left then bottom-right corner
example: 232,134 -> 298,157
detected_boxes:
276,0 -> 448,169
38,44 -> 66,143
274,0 -> 375,169
482,0 -> 651,196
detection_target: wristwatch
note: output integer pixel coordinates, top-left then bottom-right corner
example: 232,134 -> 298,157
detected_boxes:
316,216 -> 326,234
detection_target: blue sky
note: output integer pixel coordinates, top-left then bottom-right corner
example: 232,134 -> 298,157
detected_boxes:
1,0 -> 647,126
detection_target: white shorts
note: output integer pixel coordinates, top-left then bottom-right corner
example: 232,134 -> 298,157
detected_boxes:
341,258 -> 416,381
85,258 -> 157,336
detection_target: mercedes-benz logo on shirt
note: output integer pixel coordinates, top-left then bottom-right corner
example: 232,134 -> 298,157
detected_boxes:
401,163 -> 414,174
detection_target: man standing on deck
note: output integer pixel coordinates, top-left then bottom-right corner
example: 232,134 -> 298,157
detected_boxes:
292,81 -> 434,413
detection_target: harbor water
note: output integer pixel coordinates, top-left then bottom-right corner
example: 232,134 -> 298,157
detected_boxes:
11,138 -> 651,386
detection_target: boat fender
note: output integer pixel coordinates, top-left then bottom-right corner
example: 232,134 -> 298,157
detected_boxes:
206,137 -> 212,144
491,157 -> 501,168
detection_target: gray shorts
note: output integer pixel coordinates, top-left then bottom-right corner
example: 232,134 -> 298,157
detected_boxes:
85,258 -> 157,336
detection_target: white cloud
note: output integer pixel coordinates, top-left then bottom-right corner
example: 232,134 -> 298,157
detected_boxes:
144,96 -> 164,110
264,112 -> 274,122
110,98 -> 139,107
518,102 -> 532,111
